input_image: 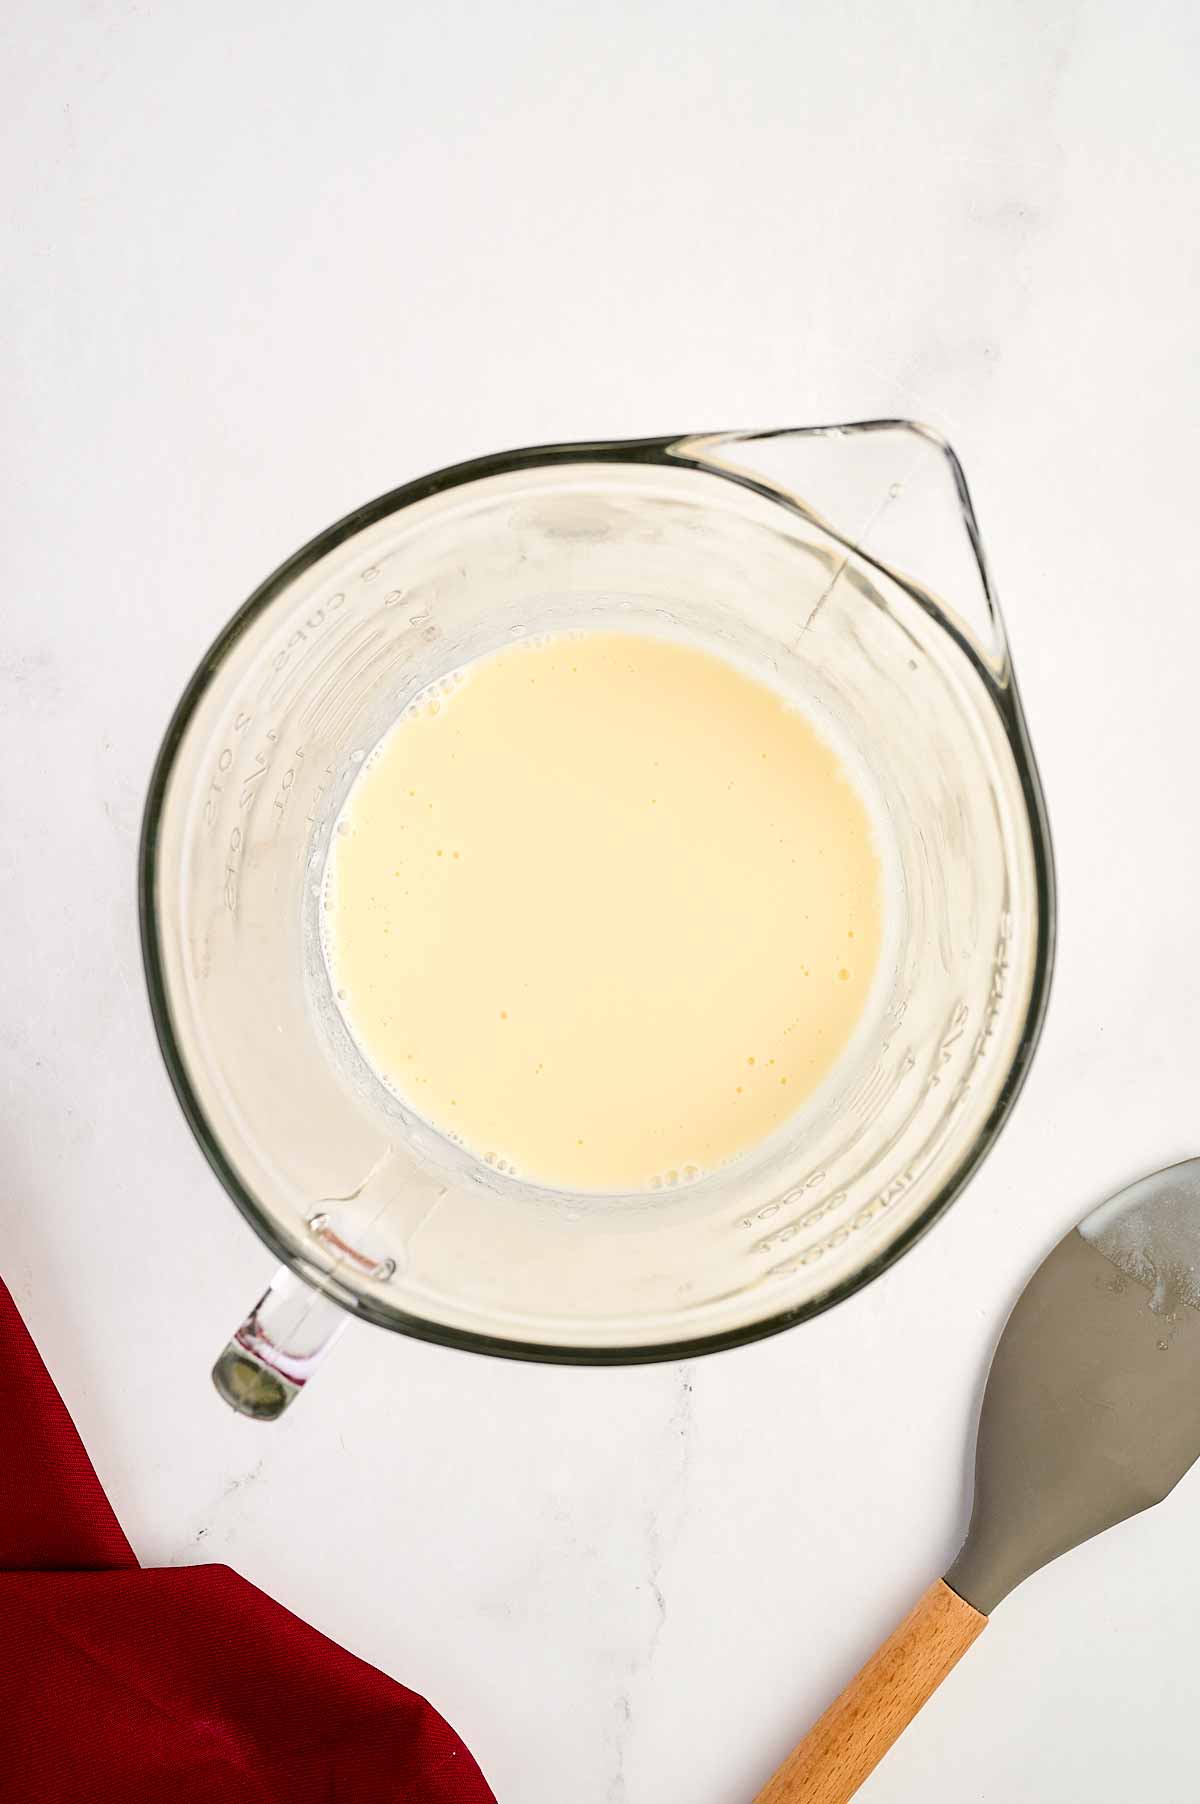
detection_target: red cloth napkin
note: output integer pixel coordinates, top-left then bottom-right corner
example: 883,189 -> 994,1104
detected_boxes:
0,1279 -> 496,1803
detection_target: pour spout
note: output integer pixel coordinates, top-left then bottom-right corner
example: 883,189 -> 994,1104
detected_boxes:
677,421 -> 1010,679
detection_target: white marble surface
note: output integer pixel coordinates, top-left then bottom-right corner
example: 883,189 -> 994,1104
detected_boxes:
4,3 -> 1200,1798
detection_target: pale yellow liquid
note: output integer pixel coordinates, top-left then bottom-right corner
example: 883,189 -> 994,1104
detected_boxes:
324,631 -> 883,1191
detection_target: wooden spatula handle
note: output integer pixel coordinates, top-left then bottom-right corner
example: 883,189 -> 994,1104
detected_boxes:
753,1580 -> 987,1804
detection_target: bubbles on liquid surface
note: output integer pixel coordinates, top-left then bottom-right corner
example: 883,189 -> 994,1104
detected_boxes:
650,1161 -> 705,1192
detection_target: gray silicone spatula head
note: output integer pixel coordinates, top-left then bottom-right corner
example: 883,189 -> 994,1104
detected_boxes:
945,1158 -> 1200,1614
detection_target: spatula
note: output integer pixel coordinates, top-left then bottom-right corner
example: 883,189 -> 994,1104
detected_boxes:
753,1156 -> 1200,1804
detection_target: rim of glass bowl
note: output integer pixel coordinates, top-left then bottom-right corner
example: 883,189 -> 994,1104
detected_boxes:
139,425 -> 1056,1365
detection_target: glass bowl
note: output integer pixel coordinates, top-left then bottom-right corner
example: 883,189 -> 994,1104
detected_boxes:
140,423 -> 1054,1415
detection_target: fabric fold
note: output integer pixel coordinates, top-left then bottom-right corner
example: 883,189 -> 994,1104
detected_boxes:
0,1279 -> 495,1804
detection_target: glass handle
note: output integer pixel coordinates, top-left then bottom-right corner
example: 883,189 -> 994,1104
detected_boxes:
211,1266 -> 351,1420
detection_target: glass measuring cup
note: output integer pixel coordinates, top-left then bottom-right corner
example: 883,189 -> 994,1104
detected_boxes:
140,424 -> 1055,1417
